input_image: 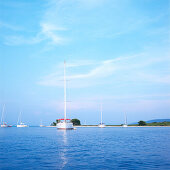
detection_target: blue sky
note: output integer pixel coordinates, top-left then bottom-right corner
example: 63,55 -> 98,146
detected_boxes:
0,0 -> 170,125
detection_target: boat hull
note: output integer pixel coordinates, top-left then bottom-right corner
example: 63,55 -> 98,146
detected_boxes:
98,124 -> 106,128
1,124 -> 8,128
17,125 -> 28,127
122,124 -> 128,127
57,122 -> 74,130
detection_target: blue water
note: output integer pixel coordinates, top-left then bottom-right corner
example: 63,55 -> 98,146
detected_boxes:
0,127 -> 170,170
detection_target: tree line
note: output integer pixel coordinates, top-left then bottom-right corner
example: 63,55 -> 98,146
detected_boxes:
137,120 -> 170,126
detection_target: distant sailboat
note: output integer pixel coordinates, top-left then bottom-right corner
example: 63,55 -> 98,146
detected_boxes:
122,113 -> 128,127
1,105 -> 8,128
40,120 -> 44,127
17,111 -> 28,127
57,61 -> 74,130
98,103 -> 105,128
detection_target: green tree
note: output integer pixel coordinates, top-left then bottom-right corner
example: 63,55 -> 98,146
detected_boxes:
138,120 -> 146,126
51,122 -> 56,126
71,119 -> 81,125
56,119 -> 60,123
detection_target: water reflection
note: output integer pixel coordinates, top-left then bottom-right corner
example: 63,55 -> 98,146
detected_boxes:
60,131 -> 68,169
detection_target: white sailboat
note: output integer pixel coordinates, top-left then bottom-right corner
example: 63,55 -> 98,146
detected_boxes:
57,61 -> 74,130
122,113 -> 128,127
98,103 -> 105,128
84,120 -> 87,125
1,105 -> 8,128
40,120 -> 44,127
17,111 -> 28,127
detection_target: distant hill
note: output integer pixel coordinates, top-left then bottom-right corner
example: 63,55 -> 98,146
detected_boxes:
146,119 -> 170,123
130,119 -> 170,125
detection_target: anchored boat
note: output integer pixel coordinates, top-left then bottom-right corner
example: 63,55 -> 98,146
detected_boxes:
122,113 -> 128,127
98,103 -> 105,128
40,120 -> 44,127
17,111 -> 28,127
1,105 -> 9,128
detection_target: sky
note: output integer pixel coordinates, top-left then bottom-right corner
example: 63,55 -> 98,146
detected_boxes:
0,0 -> 170,125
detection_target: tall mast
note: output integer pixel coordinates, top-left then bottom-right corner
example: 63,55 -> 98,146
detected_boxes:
64,61 -> 67,121
20,111 -> 22,124
101,103 -> 102,124
1,105 -> 5,125
17,111 -> 21,125
125,113 -> 127,125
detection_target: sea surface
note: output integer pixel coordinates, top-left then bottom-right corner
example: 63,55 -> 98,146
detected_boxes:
0,127 -> 170,170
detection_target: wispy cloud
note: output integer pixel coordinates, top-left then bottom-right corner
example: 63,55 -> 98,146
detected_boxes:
0,21 -> 22,31
40,23 -> 67,45
77,0 -> 107,9
3,1 -> 68,46
37,52 -> 170,87
2,0 -> 169,47
37,57 -> 118,86
93,13 -> 169,39
4,34 -> 44,46
4,23 -> 67,46
3,0 -> 106,46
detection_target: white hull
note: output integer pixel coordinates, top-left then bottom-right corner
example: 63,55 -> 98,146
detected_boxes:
17,124 -> 28,127
57,122 -> 74,130
98,124 -> 106,128
122,124 -> 128,127
1,124 -> 8,128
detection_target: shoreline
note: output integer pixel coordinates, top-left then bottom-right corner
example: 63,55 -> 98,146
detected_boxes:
45,125 -> 170,128
76,126 -> 170,127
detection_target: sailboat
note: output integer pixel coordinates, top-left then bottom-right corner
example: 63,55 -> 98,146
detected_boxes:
40,120 -> 44,127
57,61 -> 74,130
17,111 -> 28,127
98,103 -> 105,128
122,113 -> 128,127
1,105 -> 8,128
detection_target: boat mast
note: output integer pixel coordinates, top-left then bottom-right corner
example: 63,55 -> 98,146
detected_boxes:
125,113 -> 127,125
101,103 -> 103,125
64,61 -> 67,121
1,105 -> 5,125
17,111 -> 22,125
20,111 -> 22,124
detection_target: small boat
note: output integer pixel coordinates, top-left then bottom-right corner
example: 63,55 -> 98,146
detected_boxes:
98,103 -> 105,128
122,124 -> 128,127
57,61 -> 74,130
1,105 -> 8,128
17,111 -> 28,127
17,123 -> 28,128
1,124 -> 8,128
122,113 -> 128,127
40,120 -> 44,127
98,124 -> 106,128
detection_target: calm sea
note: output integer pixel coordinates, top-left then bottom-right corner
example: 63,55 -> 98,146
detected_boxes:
0,127 -> 170,170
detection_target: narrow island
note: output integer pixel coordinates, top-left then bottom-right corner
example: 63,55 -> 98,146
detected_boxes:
49,119 -> 170,127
